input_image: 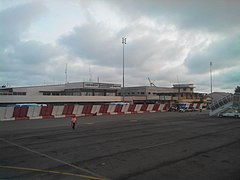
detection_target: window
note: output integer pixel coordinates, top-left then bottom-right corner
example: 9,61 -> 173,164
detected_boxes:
43,92 -> 51,95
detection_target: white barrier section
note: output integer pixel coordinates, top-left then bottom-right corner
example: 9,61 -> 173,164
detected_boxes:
73,105 -> 84,116
0,107 -> 6,121
4,107 -> 15,121
108,104 -> 116,114
31,106 -> 42,119
159,104 -> 165,111
122,104 -> 130,114
91,105 -> 101,115
135,104 -> 142,113
53,106 -> 65,118
193,103 -> 197,109
27,106 -> 35,119
147,104 -> 154,112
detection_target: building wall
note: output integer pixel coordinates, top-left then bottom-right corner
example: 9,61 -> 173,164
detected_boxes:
0,95 -> 121,104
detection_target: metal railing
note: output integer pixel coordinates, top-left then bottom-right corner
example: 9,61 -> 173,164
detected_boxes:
210,94 -> 233,111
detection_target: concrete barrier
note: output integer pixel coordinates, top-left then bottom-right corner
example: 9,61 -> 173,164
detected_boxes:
52,106 -> 65,118
31,106 -> 42,119
0,103 -> 174,121
81,105 -> 93,116
73,105 -> 84,116
1,107 -> 15,121
122,104 -> 130,113
14,106 -> 29,120
91,105 -> 101,115
135,104 -> 142,113
0,107 -> 6,120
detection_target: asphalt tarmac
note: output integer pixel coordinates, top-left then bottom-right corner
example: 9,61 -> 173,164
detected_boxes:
0,111 -> 240,180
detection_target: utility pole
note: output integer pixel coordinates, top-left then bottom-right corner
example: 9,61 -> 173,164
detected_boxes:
210,61 -> 213,102
122,37 -> 126,102
65,64 -> 68,84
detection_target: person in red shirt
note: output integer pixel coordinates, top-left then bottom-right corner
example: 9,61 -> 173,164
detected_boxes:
71,115 -> 77,130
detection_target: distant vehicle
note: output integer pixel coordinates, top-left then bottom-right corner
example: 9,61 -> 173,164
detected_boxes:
15,103 -> 47,107
218,110 -> 240,118
110,102 -> 129,105
168,106 -> 177,112
178,107 -> 192,112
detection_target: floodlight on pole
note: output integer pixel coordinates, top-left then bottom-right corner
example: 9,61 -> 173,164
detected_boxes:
210,61 -> 213,103
122,37 -> 126,102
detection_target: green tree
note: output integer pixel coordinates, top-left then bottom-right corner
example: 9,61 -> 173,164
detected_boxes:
235,86 -> 240,94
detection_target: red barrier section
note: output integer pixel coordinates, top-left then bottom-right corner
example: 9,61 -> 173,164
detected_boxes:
163,103 -> 170,111
152,104 -> 160,111
140,104 -> 148,112
13,107 -> 21,118
99,104 -> 110,115
40,106 -> 54,119
63,105 -> 74,117
128,104 -> 136,113
196,103 -> 200,109
82,105 -> 93,116
189,103 -> 193,109
67,105 -> 74,115
114,105 -> 124,114
14,106 -> 29,120
62,105 -> 68,115
40,106 -> 47,116
20,106 -> 28,118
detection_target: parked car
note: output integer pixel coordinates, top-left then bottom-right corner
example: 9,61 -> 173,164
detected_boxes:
179,107 -> 193,112
218,110 -> 240,118
168,106 -> 177,112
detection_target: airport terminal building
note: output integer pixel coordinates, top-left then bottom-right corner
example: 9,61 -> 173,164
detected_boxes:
0,82 -> 122,105
0,82 -> 205,105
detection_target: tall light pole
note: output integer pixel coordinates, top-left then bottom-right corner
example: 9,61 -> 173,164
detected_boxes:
122,37 -> 126,102
210,61 -> 213,103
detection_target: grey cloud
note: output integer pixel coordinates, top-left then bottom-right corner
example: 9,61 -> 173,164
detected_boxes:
185,34 -> 240,74
13,41 -> 59,65
0,1 -> 47,48
59,24 -> 122,67
0,40 -> 62,85
107,0 -> 240,33
218,68 -> 240,87
59,20 -> 185,70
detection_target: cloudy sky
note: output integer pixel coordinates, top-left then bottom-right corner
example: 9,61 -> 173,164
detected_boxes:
1,0 -> 240,93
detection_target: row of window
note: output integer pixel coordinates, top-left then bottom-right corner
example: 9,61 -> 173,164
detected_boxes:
0,92 -> 26,95
42,91 -> 117,96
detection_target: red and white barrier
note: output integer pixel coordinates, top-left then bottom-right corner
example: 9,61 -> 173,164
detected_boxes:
52,106 -> 65,118
0,107 -> 15,121
73,105 -> 83,116
28,106 -> 42,119
2,103 -> 207,121
5,107 -> 15,121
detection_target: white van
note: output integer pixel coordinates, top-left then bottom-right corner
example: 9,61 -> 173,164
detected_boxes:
218,110 -> 240,118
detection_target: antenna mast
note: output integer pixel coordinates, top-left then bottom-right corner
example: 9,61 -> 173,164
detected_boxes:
65,64 -> 68,84
89,65 -> 92,82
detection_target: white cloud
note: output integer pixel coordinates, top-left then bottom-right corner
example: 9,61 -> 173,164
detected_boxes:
0,0 -> 239,93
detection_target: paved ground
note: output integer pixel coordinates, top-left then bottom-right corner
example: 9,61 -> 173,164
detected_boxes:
0,111 -> 240,180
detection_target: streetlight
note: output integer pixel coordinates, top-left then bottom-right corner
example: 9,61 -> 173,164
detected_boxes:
122,37 -> 126,102
210,61 -> 213,106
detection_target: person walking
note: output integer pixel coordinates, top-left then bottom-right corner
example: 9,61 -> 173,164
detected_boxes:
71,115 -> 77,130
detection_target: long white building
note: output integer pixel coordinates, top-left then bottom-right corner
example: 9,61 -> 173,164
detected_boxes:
0,82 -> 122,105
0,82 -> 205,105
